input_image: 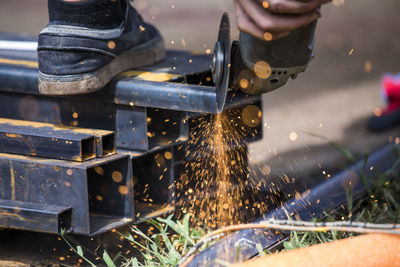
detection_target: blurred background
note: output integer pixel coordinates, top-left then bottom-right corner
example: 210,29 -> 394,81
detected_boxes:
1,0 -> 400,178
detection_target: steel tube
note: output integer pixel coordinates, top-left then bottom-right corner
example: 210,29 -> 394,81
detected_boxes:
0,199 -> 72,234
114,79 -> 218,113
0,152 -> 133,235
0,118 -> 97,162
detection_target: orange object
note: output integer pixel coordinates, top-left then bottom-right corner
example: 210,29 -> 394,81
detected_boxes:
231,234 -> 400,267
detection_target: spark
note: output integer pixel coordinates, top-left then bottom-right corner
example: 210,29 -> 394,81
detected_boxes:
176,109 -> 277,228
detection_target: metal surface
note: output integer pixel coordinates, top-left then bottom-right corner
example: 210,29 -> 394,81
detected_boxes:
0,199 -> 72,234
214,13 -> 231,113
0,34 -> 39,61
0,41 -> 37,51
0,153 -> 133,235
0,118 -> 96,162
111,80 -> 218,113
187,142 -> 400,266
132,147 -> 176,219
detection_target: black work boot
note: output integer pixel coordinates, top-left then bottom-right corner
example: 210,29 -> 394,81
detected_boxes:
38,0 -> 165,95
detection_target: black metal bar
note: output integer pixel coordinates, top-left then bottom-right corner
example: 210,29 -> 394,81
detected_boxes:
0,118 -> 96,162
0,199 -> 72,234
0,152 -> 134,235
186,142 -> 400,266
112,79 -> 218,113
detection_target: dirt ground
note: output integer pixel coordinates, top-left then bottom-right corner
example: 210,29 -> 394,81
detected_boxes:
0,0 -> 400,265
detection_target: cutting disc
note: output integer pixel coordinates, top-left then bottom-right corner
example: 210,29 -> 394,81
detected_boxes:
213,13 -> 231,113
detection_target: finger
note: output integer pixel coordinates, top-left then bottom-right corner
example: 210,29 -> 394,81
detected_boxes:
234,0 -> 265,39
260,0 -> 323,14
237,0 -> 320,32
234,0 -> 291,41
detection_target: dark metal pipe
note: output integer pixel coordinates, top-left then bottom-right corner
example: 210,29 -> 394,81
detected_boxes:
186,142 -> 400,266
0,153 -> 134,235
0,118 -> 97,162
0,199 -> 72,234
114,79 -> 218,113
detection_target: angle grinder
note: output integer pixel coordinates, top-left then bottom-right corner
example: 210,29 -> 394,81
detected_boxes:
212,13 -> 317,106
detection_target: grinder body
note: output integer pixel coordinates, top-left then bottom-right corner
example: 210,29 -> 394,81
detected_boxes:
232,21 -> 317,95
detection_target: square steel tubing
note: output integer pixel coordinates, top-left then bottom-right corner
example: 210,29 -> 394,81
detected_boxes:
0,153 -> 133,235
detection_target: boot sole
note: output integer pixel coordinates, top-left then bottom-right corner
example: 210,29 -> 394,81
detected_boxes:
38,35 -> 165,95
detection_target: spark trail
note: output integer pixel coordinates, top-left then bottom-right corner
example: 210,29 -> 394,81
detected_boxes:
177,108 -> 281,228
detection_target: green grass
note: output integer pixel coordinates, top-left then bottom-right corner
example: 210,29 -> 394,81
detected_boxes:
118,214 -> 207,267
61,214 -> 208,267
278,169 -> 400,253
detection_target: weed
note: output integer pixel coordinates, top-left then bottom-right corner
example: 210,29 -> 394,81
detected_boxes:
120,214 -> 207,266
278,168 -> 400,252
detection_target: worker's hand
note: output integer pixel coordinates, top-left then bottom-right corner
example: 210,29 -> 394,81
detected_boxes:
234,0 -> 331,41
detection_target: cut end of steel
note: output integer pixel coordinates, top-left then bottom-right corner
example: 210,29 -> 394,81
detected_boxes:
101,133 -> 116,156
58,208 -> 73,233
81,137 -> 97,161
